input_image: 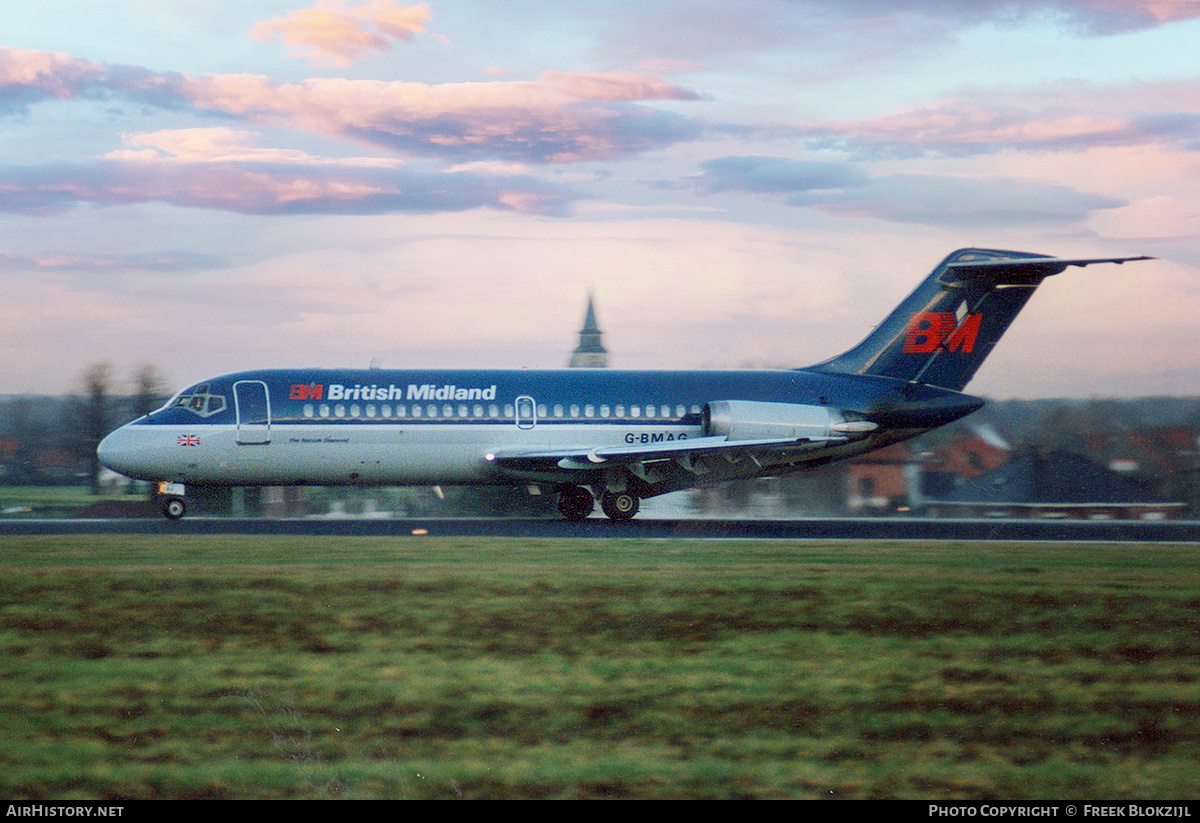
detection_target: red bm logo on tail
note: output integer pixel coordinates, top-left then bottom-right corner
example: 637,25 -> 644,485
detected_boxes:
902,312 -> 983,354
289,384 -> 324,400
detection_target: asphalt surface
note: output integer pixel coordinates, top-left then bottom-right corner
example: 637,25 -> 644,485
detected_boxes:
3,516 -> 1200,541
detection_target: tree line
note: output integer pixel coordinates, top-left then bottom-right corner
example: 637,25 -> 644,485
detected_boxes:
1,363 -> 170,492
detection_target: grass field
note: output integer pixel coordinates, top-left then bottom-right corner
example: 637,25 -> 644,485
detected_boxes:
1,534 -> 1199,800
0,487 -> 132,518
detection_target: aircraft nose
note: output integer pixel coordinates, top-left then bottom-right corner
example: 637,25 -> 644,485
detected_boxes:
97,426 -> 143,478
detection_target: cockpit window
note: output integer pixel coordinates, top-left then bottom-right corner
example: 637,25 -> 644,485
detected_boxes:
174,384 -> 227,418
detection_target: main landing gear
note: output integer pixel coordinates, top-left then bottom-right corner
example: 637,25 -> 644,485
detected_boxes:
600,490 -> 639,521
556,486 -> 594,521
556,486 -> 640,522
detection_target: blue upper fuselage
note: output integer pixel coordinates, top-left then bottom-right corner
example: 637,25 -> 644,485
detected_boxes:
135,367 -> 984,433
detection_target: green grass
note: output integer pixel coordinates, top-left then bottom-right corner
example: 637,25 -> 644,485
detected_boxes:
1,535 -> 1199,799
0,486 -> 132,518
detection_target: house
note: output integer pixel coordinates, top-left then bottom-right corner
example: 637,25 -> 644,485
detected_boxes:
920,446 -> 1184,520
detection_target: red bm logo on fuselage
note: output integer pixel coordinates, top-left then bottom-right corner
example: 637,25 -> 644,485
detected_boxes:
902,312 -> 983,354
289,384 -> 324,400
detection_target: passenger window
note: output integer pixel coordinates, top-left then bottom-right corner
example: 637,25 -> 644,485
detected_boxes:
319,404 -> 330,418
631,406 -> 641,418
304,404 -> 315,418
615,405 -> 624,418
600,405 -> 610,418
553,404 -> 564,418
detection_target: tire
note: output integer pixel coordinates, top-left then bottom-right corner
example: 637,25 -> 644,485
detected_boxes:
601,491 -> 639,521
557,487 -> 594,521
162,497 -> 187,520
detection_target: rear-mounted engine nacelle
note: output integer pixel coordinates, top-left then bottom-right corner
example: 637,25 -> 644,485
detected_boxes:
702,400 -> 876,441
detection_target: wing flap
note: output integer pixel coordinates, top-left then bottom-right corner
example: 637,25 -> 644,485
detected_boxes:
491,434 -> 848,475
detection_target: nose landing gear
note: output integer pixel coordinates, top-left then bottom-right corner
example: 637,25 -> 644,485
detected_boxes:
155,482 -> 188,520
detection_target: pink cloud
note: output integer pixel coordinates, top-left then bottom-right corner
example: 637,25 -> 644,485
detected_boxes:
542,70 -> 704,102
249,1 -> 434,67
0,47 -> 102,94
0,151 -> 574,216
802,80 -> 1200,157
1082,0 -> 1200,25
0,251 -> 220,272
179,70 -> 702,161
0,48 -> 704,163
107,127 -> 404,167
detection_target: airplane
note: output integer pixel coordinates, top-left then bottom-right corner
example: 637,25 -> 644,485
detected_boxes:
97,247 -> 1152,521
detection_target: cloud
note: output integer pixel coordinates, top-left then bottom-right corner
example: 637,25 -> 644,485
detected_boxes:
106,127 -> 404,167
0,47 -> 179,115
0,48 -> 705,163
249,1 -> 435,67
800,80 -> 1200,159
842,0 -> 1200,33
0,154 -> 575,217
692,155 -> 869,194
689,155 -> 1125,227
179,70 -> 704,162
790,173 -> 1126,227
0,250 -> 223,273
593,0 -> 1200,67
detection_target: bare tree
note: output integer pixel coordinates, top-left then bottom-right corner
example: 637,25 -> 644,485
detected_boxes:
130,363 -> 169,420
77,362 -> 114,495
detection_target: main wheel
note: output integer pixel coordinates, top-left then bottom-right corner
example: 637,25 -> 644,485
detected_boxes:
161,497 -> 187,520
601,491 -> 639,521
557,486 -> 594,521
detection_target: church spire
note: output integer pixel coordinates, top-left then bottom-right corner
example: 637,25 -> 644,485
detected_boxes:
568,293 -> 608,368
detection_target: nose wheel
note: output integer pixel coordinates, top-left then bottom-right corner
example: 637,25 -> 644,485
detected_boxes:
600,490 -> 639,521
161,497 -> 187,520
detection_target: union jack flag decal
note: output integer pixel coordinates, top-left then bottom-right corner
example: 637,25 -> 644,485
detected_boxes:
177,435 -> 200,447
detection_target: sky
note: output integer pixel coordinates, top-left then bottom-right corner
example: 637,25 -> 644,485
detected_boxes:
3,0 -> 1200,399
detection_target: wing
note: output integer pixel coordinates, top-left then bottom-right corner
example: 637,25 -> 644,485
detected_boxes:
489,432 -> 853,487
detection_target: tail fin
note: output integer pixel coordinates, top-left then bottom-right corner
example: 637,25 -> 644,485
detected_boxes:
809,248 -> 1152,392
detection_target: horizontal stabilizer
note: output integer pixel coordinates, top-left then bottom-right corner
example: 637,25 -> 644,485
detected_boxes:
944,255 -> 1155,284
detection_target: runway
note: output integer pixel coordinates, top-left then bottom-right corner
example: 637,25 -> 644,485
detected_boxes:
3,516 -> 1200,541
